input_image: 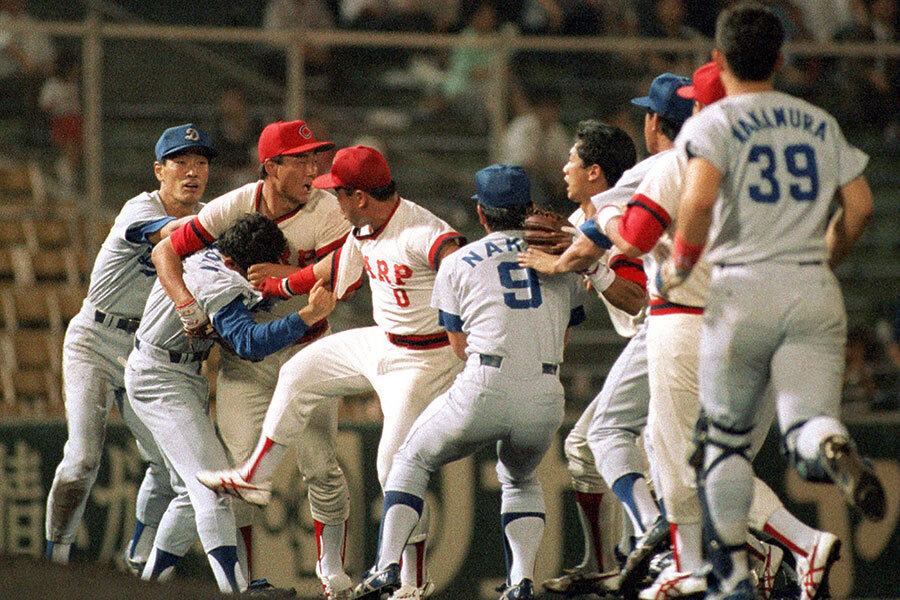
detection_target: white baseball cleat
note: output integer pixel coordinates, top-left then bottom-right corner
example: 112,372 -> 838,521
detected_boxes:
196,468 -> 271,506
796,532 -> 840,600
388,581 -> 435,599
751,541 -> 784,600
542,567 -> 621,595
637,563 -> 706,600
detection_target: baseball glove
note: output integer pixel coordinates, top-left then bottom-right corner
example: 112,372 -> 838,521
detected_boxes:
523,208 -> 576,255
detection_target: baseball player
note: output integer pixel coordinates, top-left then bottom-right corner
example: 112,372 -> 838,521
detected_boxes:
44,124 -> 216,571
354,164 -> 587,600
125,212 -> 336,596
151,120 -> 354,595
518,76 -> 695,595
602,62 -> 834,600
660,4 -> 885,599
197,145 -> 466,599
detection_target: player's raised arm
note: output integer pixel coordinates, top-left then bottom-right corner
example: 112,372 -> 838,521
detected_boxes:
826,176 -> 873,268
151,235 -> 208,332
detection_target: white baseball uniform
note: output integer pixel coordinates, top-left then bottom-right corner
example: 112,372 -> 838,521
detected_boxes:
178,181 -> 351,529
260,198 -> 465,562
375,228 -> 585,586
126,245 -> 313,592
46,191 -> 185,553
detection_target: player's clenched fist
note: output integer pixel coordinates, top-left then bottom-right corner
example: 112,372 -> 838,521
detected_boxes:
248,262 -> 296,288
298,279 -> 336,325
258,276 -> 293,300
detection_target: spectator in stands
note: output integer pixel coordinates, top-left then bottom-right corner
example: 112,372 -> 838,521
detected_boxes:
499,87 -> 569,212
339,0 -> 459,32
834,0 -> 900,142
637,0 -> 706,76
517,0 -> 605,36
0,0 -> 55,146
843,325 -> 881,408
209,88 -> 260,190
258,0 -> 335,80
39,50 -> 82,194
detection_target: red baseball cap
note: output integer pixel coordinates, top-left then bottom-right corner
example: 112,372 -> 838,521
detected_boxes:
257,119 -> 335,162
312,145 -> 392,190
677,61 -> 726,106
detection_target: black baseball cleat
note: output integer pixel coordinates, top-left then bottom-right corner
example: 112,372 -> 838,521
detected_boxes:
242,578 -> 297,598
353,562 -> 401,600
819,435 -> 886,521
618,515 -> 671,599
499,578 -> 535,600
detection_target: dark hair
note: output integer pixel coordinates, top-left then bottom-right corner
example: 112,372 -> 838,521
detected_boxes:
574,120 -> 637,187
358,180 -> 397,201
218,213 -> 286,271
481,204 -> 530,231
715,2 -> 784,82
258,155 -> 283,179
652,111 -> 685,142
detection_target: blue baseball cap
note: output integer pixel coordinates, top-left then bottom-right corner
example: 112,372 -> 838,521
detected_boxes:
472,164 -> 532,208
630,73 -> 694,125
155,123 -> 217,162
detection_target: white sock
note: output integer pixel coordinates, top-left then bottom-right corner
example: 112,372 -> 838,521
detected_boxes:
400,540 -> 426,587
316,520 -> 347,577
504,515 -> 544,585
130,524 -> 158,564
377,503 -> 420,571
243,437 -> 287,485
763,506 -> 819,560
796,416 -> 846,461
671,522 -> 705,573
47,542 -> 71,563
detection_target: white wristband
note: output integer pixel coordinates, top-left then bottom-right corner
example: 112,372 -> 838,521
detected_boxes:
587,262 -> 617,292
594,204 -> 622,237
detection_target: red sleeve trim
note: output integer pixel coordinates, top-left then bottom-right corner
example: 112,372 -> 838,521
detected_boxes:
329,245 -> 363,299
618,193 -> 672,254
428,233 -> 465,270
315,232 -> 349,259
170,217 -> 215,257
609,253 -> 647,289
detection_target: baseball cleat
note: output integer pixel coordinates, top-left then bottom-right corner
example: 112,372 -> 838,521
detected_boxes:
705,577 -> 755,600
317,568 -> 353,599
637,563 -> 706,600
541,567 -> 620,595
751,541 -> 784,600
242,578 -> 297,598
388,581 -> 435,599
819,435 -> 886,521
619,516 -> 671,598
196,468 -> 271,506
498,578 -> 534,599
354,563 -> 401,599
122,545 -> 145,577
796,532 -> 840,600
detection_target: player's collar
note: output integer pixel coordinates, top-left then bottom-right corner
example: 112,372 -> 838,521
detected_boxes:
353,197 -> 402,240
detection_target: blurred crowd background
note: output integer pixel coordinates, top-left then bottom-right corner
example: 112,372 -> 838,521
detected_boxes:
0,0 -> 899,421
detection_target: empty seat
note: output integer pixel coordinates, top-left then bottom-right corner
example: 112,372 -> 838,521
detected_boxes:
6,285 -> 63,329
0,218 -> 28,247
30,248 -> 90,284
32,216 -> 78,249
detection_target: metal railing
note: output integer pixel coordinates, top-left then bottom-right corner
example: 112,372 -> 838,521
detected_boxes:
2,14 -> 900,218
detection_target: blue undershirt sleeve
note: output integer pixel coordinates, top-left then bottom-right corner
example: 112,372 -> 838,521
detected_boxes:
438,310 -> 464,332
125,217 -> 176,245
212,297 -> 309,361
568,305 -> 586,328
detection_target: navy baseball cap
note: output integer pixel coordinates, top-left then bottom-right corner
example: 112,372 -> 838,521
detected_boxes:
630,73 -> 694,125
472,164 -> 531,208
155,123 -> 217,162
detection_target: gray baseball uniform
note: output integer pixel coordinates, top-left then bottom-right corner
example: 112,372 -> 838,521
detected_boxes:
373,228 -> 585,588
46,191 -> 185,556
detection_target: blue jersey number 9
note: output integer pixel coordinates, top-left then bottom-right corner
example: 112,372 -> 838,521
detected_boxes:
498,261 -> 542,309
748,143 -> 818,203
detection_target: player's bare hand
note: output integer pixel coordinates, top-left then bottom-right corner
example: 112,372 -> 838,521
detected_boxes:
299,279 -> 337,325
517,248 -> 559,274
248,263 -> 296,288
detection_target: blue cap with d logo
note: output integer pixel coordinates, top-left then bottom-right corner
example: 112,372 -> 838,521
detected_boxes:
155,123 -> 217,161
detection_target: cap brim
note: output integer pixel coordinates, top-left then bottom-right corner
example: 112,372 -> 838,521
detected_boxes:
279,140 -> 336,158
312,172 -> 343,189
630,96 -> 653,109
160,143 -> 218,161
677,85 -> 696,99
